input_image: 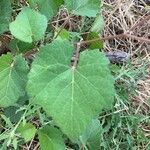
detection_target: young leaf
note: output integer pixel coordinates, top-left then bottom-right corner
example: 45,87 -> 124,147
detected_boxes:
27,40 -> 115,139
38,125 -> 65,150
80,119 -> 103,150
4,106 -> 24,123
65,0 -> 101,17
9,39 -> 34,54
12,137 -> 18,150
9,7 -> 48,43
0,0 -> 12,34
56,29 -> 70,40
87,32 -> 103,49
0,54 -> 29,107
29,0 -> 63,20
91,14 -> 105,33
17,123 -> 36,142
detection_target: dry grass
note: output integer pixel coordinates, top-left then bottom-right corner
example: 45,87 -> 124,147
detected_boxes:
103,0 -> 150,109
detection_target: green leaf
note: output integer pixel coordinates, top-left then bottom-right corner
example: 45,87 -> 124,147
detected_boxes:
91,14 -> 105,33
0,140 -> 7,150
38,125 -> 65,150
65,0 -> 101,17
29,0 -> 63,20
56,29 -> 70,40
0,0 -> 12,34
0,54 -> 29,107
27,40 -> 115,139
12,138 -> 18,150
87,32 -> 103,49
9,7 -> 48,43
0,114 -> 13,127
80,119 -> 103,150
9,39 -> 34,54
17,122 -> 36,142
4,106 -> 23,123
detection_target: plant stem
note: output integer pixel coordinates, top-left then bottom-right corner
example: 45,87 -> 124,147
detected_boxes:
72,42 -> 81,69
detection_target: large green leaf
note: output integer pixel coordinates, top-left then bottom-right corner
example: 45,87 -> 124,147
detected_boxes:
0,54 -> 29,107
9,7 -> 47,43
65,0 -> 101,17
0,0 -> 12,34
80,119 -> 103,150
38,125 -> 65,150
29,0 -> 63,20
27,40 -> 115,139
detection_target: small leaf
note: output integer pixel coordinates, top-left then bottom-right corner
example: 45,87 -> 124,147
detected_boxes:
0,140 -> 7,150
56,29 -> 70,40
38,125 -> 65,150
29,0 -> 63,20
4,107 -> 20,123
9,7 -> 48,43
87,32 -> 103,49
0,54 -> 29,107
0,114 -> 13,127
0,0 -> 12,34
17,122 -> 36,142
91,14 -> 105,33
65,0 -> 101,17
12,138 -> 18,150
80,119 -> 103,150
27,40 -> 115,139
0,132 -> 9,141
9,39 -> 34,54
4,106 -> 24,123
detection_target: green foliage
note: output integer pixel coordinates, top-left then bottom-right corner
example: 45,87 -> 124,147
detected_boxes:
27,40 -> 115,139
65,0 -> 101,17
0,0 -> 12,34
0,0 -> 118,150
87,32 -> 103,49
4,106 -> 24,123
91,14 -> 105,33
9,7 -> 48,43
29,0 -> 64,20
80,119 -> 103,150
9,39 -> 34,54
17,122 -> 36,142
56,29 -> 70,40
38,125 -> 65,150
0,54 -> 29,107
0,0 -> 149,148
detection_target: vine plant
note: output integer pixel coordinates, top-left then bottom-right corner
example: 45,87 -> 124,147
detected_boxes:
0,0 -> 115,149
